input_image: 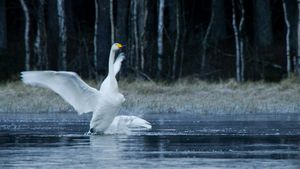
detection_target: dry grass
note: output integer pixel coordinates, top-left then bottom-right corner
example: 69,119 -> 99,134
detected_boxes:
1,79 -> 300,114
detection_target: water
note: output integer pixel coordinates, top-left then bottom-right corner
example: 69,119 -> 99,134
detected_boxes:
1,112 -> 300,169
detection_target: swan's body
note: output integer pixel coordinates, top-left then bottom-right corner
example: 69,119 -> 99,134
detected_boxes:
21,43 -> 151,134
105,116 -> 152,134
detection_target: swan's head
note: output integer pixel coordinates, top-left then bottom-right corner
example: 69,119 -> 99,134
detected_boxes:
112,43 -> 123,51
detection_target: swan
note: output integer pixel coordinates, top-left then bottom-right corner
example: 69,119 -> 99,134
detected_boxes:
21,43 -> 152,134
105,116 -> 152,134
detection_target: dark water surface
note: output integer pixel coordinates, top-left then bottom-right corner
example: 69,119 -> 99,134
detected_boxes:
1,112 -> 300,169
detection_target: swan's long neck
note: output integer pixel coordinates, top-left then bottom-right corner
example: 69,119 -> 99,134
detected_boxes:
108,49 -> 116,78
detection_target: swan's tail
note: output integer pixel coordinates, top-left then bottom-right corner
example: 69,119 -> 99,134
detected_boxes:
104,115 -> 152,134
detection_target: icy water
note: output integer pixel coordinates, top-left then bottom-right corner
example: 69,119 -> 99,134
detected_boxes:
1,112 -> 300,169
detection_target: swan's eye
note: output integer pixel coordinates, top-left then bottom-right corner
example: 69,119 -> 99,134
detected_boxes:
116,43 -> 123,48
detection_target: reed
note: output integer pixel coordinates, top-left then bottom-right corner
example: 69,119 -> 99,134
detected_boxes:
1,79 -> 299,114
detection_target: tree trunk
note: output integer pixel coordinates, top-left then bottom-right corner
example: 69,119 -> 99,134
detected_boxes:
172,0 -> 181,79
110,0 -> 115,44
34,0 -> 48,69
232,0 -> 245,82
141,0 -> 156,77
115,0 -> 129,44
57,0 -> 67,70
239,0 -> 245,82
179,29 -> 186,78
20,0 -> 30,71
232,0 -> 240,82
131,0 -> 139,71
210,0 -> 227,43
297,0 -> 300,75
253,0 -> 273,47
253,0 -> 273,79
283,0 -> 291,78
0,0 -> 6,49
157,0 -> 165,77
286,0 -> 298,52
128,0 -> 134,68
138,1 -> 145,71
201,0 -> 215,73
240,38 -> 245,81
93,0 -> 99,76
97,0 -> 111,73
179,1 -> 186,78
47,0 -> 58,69
140,2 -> 146,72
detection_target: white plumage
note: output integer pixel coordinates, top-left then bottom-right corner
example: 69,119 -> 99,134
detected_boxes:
22,71 -> 99,114
21,43 -> 151,134
105,116 -> 152,134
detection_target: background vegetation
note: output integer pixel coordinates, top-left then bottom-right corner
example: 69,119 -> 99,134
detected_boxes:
0,0 -> 300,82
1,79 -> 300,114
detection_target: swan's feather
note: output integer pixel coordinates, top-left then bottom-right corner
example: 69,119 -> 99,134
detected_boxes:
113,53 -> 125,76
89,98 -> 121,132
21,71 -> 99,114
100,53 -> 125,92
104,115 -> 152,134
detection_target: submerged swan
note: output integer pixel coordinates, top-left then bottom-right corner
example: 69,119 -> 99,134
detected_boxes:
21,43 -> 151,134
105,116 -> 152,134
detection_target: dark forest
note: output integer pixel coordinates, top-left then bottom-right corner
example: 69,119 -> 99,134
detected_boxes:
0,0 -> 299,82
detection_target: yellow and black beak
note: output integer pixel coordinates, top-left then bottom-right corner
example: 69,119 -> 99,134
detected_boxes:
116,43 -> 123,49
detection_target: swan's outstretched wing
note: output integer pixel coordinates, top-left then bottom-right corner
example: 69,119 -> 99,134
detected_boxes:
113,53 -> 125,76
21,71 -> 99,114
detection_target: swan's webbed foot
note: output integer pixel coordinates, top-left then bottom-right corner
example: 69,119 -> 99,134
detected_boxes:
85,128 -> 94,135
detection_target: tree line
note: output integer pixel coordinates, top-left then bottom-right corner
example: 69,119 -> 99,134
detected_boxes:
0,0 -> 300,82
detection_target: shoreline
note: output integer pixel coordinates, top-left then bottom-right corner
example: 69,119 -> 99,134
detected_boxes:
1,79 -> 300,115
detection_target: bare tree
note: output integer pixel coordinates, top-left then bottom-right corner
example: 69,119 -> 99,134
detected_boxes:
137,1 -> 145,71
115,0 -> 129,75
110,0 -> 115,44
172,0 -> 181,79
239,0 -> 245,82
232,0 -> 240,82
20,0 -> 30,71
297,0 -> 300,76
0,0 -> 6,49
133,0 -> 139,71
115,0 -> 129,44
97,0 -> 111,72
93,0 -> 99,76
57,0 -> 67,70
179,1 -> 186,78
201,0 -> 215,73
140,0 -> 156,76
282,0 -> 291,77
157,0 -> 165,77
210,0 -> 227,43
253,0 -> 273,78
47,0 -> 58,69
34,0 -> 48,69
232,0 -> 245,82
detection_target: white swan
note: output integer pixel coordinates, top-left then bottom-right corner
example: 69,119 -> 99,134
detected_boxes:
21,43 -> 152,134
105,116 -> 152,134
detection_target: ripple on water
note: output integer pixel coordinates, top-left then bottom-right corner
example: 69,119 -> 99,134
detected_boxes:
0,112 -> 300,169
